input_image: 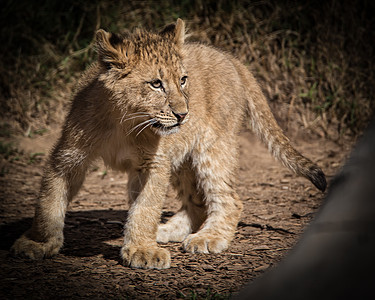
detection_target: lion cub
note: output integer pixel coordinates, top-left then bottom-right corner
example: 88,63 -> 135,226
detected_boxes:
12,19 -> 326,269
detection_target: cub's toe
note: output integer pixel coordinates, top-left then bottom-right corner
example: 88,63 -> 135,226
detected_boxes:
183,233 -> 229,254
11,235 -> 62,259
121,245 -> 171,269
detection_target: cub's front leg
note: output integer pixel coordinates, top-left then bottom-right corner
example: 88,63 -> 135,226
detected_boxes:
11,136 -> 90,259
121,166 -> 171,269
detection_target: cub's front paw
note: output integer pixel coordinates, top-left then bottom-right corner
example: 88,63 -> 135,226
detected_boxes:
183,233 -> 229,254
11,234 -> 63,259
121,244 -> 171,269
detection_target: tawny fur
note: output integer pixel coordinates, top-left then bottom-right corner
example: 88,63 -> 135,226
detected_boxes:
11,19 -> 326,269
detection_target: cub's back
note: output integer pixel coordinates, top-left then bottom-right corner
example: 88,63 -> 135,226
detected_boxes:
181,43 -> 248,133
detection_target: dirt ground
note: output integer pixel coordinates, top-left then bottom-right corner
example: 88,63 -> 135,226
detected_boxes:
0,125 -> 351,299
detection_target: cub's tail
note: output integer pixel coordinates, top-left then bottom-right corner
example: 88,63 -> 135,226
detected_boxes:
244,73 -> 327,192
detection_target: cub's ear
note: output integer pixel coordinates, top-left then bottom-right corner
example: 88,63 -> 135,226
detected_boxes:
159,18 -> 185,46
95,29 -> 130,69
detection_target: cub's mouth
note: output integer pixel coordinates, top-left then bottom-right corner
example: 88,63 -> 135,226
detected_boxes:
151,112 -> 188,136
151,121 -> 182,136
151,122 -> 180,129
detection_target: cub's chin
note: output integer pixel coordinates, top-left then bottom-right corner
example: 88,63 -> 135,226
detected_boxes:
151,123 -> 181,136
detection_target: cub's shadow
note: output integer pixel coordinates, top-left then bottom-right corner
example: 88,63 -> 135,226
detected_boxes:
0,210 -> 174,262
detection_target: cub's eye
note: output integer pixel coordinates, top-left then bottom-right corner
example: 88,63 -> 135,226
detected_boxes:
150,79 -> 163,89
180,76 -> 188,87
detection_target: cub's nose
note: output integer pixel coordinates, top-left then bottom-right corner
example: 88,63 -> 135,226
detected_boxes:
172,111 -> 188,123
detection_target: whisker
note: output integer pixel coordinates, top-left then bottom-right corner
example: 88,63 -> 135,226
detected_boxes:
119,109 -> 128,124
126,112 -> 150,116
120,114 -> 127,124
136,119 -> 157,137
121,114 -> 149,124
126,119 -> 154,136
120,112 -> 151,124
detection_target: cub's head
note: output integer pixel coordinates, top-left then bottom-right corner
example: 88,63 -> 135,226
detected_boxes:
95,19 -> 189,136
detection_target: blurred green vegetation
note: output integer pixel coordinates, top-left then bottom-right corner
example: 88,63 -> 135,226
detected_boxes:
0,0 -> 374,137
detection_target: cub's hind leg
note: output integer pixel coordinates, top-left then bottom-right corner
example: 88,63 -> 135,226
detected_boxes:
157,161 -> 206,243
182,139 -> 243,254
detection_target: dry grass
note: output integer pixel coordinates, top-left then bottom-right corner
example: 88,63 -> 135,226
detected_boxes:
1,0 -> 374,140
